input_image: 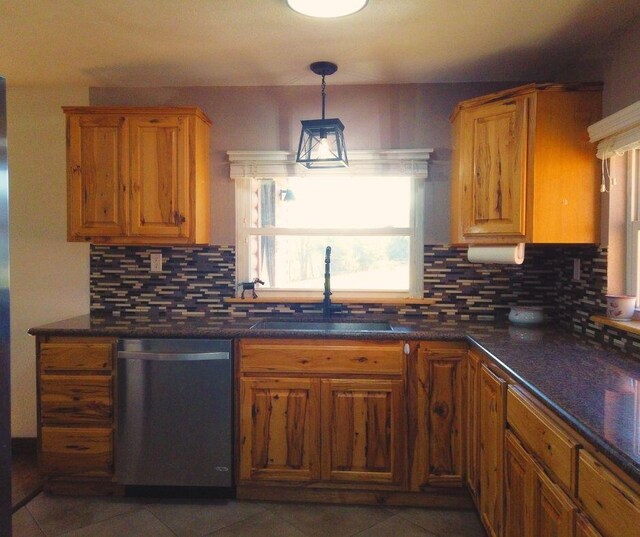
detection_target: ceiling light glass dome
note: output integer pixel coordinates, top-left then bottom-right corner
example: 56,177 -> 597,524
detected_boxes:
286,0 -> 368,18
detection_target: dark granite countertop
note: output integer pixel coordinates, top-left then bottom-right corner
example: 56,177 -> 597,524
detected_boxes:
30,313 -> 640,484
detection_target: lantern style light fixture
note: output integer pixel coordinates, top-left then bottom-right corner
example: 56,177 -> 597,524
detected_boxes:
286,0 -> 368,18
296,61 -> 348,169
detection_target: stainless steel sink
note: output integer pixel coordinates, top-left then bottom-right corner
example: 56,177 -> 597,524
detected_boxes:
249,320 -> 394,332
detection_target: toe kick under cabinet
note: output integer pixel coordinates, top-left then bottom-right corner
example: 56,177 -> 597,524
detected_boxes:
236,339 -> 469,507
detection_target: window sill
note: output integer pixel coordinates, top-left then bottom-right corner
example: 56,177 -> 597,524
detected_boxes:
225,297 -> 437,305
590,314 -> 640,337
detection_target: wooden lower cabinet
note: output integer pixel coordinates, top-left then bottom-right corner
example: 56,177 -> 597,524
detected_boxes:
479,364 -> 507,537
321,378 -> 404,485
407,341 -> 465,490
531,467 -> 575,537
575,514 -> 602,537
504,431 -> 530,537
466,349 -> 481,502
36,336 -> 117,492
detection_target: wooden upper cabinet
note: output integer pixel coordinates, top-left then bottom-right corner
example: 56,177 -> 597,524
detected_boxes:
129,115 -> 190,238
459,97 -> 528,240
451,84 -> 602,245
67,114 -> 128,239
64,107 -> 211,245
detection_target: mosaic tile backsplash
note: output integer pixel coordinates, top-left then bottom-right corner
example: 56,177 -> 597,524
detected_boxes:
90,243 -> 607,321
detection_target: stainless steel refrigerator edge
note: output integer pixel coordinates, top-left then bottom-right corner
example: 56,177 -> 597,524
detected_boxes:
117,339 -> 233,488
0,75 -> 12,536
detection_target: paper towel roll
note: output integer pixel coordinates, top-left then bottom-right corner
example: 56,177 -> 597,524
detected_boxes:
467,243 -> 525,265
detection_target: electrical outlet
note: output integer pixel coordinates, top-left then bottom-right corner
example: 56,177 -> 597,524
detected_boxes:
572,258 -> 581,281
150,253 -> 163,273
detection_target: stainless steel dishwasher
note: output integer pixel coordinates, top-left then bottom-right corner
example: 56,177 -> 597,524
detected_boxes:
116,338 -> 232,488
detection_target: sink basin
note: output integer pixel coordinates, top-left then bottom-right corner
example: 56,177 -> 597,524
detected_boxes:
250,320 -> 394,332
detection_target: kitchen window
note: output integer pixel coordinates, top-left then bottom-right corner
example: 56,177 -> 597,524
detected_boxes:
230,150 -> 431,299
627,149 -> 640,303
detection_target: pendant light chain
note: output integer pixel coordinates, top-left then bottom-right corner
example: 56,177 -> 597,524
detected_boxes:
321,73 -> 327,120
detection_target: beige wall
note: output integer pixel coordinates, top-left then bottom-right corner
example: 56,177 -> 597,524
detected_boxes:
603,16 -> 640,115
7,86 -> 90,437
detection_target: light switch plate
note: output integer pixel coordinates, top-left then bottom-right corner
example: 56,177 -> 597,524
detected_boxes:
150,253 -> 163,273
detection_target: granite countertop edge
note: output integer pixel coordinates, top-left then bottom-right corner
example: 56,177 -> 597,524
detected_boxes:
29,314 -> 640,485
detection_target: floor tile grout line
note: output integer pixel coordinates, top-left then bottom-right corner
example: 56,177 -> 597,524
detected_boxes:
350,513 -> 441,537
142,506 -> 181,537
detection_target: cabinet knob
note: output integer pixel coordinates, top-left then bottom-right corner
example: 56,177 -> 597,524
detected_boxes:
403,343 -> 411,355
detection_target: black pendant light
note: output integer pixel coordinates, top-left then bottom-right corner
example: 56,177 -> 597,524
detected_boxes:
296,61 -> 348,169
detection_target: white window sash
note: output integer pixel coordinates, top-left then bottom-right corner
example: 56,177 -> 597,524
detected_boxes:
233,156 -> 427,298
627,149 -> 640,303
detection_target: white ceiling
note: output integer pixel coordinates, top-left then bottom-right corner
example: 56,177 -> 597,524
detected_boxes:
1,0 -> 639,87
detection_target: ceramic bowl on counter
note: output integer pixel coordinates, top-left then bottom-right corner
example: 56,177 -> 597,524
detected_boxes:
508,306 -> 544,326
605,295 -> 636,321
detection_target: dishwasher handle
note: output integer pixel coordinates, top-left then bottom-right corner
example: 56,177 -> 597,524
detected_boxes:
118,351 -> 230,362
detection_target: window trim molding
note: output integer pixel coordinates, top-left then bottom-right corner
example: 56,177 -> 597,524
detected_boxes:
626,149 -> 640,301
589,100 -> 640,159
228,149 -> 433,179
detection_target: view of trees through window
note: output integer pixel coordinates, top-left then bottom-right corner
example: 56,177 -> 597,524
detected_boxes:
245,176 -> 414,292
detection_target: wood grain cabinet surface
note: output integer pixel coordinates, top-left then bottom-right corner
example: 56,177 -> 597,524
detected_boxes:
64,106 -> 211,245
407,341 -> 465,491
450,83 -> 602,245
36,337 -> 117,492
238,339 -> 406,489
479,364 -> 507,537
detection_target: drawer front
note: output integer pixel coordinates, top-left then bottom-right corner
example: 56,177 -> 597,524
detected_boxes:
40,427 -> 113,477
40,342 -> 113,373
240,339 -> 403,375
40,375 -> 113,426
507,387 -> 577,491
578,450 -> 640,537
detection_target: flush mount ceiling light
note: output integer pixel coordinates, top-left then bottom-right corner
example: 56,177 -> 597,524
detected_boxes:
286,0 -> 368,18
296,61 -> 348,169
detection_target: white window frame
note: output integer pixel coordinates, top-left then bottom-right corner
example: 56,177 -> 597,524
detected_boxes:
230,150 -> 432,299
627,149 -> 640,302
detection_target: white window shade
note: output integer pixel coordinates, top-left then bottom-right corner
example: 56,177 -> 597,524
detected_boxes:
589,100 -> 640,159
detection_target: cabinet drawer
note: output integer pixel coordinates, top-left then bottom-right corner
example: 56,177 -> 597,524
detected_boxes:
507,387 -> 577,491
240,339 -> 403,376
40,427 -> 113,477
40,342 -> 113,373
40,375 -> 112,426
578,450 -> 640,537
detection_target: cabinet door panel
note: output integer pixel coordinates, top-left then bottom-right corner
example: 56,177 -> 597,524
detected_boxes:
504,431 -> 532,537
67,114 -> 128,239
129,115 -> 190,238
321,379 -> 404,485
466,349 -> 481,500
460,97 -> 528,239
408,342 -> 464,490
239,378 -> 320,482
531,466 -> 575,537
575,514 -> 602,537
479,365 -> 506,537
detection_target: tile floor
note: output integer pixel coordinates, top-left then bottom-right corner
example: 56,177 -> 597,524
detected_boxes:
12,493 -> 487,537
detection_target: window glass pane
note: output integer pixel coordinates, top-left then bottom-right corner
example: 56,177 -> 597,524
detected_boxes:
249,235 -> 410,291
251,176 -> 411,229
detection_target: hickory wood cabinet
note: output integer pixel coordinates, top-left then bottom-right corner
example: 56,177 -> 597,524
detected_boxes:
469,344 -> 640,537
237,338 -> 468,505
450,84 -> 602,245
64,107 -> 211,245
36,336 -> 117,494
